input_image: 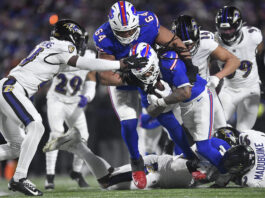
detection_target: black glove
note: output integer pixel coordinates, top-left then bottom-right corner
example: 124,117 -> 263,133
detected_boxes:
122,54 -> 148,70
183,58 -> 199,85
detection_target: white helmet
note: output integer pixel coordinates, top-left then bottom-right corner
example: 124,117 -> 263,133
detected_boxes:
108,1 -> 140,45
130,42 -> 160,85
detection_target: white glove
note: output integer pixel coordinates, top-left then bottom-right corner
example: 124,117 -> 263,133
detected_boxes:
154,80 -> 172,98
147,94 -> 167,107
207,76 -> 220,88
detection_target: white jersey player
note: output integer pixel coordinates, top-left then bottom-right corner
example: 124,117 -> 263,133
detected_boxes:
45,50 -> 97,189
238,130 -> 265,187
108,154 -> 192,189
213,127 -> 265,188
171,15 -> 240,134
215,6 -> 263,131
0,19 -> 147,196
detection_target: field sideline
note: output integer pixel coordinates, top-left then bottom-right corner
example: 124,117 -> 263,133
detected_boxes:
0,175 -> 265,198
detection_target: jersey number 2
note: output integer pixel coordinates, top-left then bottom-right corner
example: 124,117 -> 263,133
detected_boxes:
55,73 -> 82,96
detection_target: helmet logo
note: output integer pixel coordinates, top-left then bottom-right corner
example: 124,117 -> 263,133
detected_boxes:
233,10 -> 240,23
109,8 -> 114,19
191,19 -> 198,37
63,23 -> 82,34
131,6 -> 137,16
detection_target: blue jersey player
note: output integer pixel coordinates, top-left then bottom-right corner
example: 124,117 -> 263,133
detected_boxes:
93,1 -> 198,189
130,42 -> 231,177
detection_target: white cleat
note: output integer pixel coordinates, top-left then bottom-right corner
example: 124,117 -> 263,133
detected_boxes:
43,127 -> 81,152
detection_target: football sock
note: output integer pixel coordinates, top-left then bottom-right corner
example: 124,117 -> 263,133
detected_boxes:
120,119 -> 140,160
157,111 -> 196,160
67,141 -> 110,179
13,121 -> 44,181
72,154 -> 84,173
46,150 -> 59,175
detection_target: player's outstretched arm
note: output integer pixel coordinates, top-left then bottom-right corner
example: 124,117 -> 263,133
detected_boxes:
67,54 -> 147,72
210,46 -> 240,80
155,26 -> 198,84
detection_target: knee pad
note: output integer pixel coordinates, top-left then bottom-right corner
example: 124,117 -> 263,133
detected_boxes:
26,121 -> 45,136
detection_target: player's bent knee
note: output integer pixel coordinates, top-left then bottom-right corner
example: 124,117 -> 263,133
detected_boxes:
9,142 -> 22,157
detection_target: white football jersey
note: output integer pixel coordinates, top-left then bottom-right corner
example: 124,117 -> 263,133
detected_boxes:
192,30 -> 218,80
215,26 -> 262,88
47,50 -> 96,103
239,130 -> 265,187
9,37 -> 78,97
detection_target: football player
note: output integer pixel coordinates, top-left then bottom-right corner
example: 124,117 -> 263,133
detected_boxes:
93,1 -> 198,189
44,50 -> 97,190
214,127 -> 265,187
0,19 -> 146,196
172,15 -> 240,131
215,6 -> 264,131
132,42 -> 231,175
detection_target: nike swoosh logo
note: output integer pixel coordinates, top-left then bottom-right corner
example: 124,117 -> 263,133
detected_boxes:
197,97 -> 203,102
24,186 -> 39,196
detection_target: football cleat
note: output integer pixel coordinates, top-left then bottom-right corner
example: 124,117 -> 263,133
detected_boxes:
43,127 -> 81,152
132,171 -> 147,189
192,171 -> 207,181
8,178 -> 43,196
131,156 -> 147,189
44,174 -> 55,190
70,171 -> 89,188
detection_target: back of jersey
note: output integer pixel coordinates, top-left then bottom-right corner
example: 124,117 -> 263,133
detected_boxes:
9,38 -> 77,97
239,130 -> 265,187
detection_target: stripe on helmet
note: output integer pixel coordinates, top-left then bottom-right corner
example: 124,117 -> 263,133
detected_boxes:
180,21 -> 186,41
118,1 -> 128,26
144,44 -> 150,57
225,7 -> 228,23
131,44 -> 138,55
184,22 -> 190,40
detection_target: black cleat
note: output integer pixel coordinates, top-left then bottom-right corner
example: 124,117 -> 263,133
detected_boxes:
8,178 -> 43,196
45,174 -> 55,190
70,171 -> 89,188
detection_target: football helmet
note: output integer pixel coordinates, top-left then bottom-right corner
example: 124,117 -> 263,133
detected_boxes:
130,42 -> 160,85
51,19 -> 87,53
172,15 -> 200,56
214,127 -> 240,146
222,145 -> 255,175
108,1 -> 140,45
215,6 -> 243,46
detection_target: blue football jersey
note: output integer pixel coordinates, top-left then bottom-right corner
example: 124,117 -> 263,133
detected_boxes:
93,11 -> 160,60
160,51 -> 207,102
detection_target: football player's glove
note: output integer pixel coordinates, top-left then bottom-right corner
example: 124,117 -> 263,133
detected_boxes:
121,55 -> 148,71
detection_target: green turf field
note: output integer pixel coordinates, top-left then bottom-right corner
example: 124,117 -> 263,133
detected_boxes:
0,175 -> 265,198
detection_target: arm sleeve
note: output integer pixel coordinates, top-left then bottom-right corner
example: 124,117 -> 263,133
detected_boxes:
76,55 -> 120,71
82,80 -> 97,102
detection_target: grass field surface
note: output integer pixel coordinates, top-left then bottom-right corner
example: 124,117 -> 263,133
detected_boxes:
0,175 -> 265,198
